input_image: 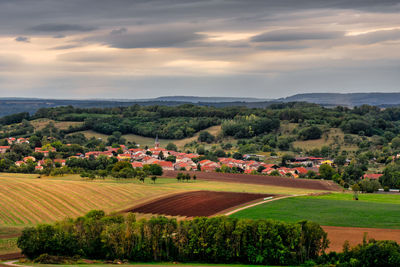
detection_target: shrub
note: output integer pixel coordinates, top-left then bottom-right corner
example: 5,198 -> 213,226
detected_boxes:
298,126 -> 322,140
384,186 -> 390,192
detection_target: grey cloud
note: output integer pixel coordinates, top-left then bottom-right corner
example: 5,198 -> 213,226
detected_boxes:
86,29 -> 205,48
15,36 -> 30,43
255,44 -> 309,50
50,44 -> 82,50
251,30 -> 344,42
53,34 -> 66,39
110,27 -> 127,35
29,23 -> 96,33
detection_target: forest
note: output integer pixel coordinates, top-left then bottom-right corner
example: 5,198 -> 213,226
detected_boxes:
3,102 -> 400,140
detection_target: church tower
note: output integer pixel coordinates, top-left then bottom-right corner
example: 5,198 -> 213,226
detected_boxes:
155,134 -> 160,148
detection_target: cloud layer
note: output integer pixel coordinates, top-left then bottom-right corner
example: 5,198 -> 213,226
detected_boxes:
0,0 -> 399,98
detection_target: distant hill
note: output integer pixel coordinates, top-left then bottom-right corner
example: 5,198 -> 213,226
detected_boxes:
142,96 -> 269,103
1,92 -> 400,118
279,93 -> 400,107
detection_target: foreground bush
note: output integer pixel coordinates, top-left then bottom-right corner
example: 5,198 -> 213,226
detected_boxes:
18,210 -> 328,265
318,239 -> 400,267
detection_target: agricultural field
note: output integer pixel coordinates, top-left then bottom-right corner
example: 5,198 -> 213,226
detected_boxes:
127,191 -> 273,217
0,173 -> 322,227
163,170 -> 341,191
230,193 -> 400,252
0,173 -> 328,256
230,193 -> 400,229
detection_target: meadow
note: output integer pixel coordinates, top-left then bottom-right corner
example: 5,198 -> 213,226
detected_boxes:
30,119 -> 83,131
72,125 -> 222,149
230,193 -> 400,229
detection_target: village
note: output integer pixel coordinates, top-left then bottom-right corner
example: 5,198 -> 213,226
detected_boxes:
0,136 -> 383,180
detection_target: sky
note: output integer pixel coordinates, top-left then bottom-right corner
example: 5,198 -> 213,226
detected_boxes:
1,0 -> 400,99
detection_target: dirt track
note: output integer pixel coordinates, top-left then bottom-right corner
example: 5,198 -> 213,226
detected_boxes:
322,226 -> 400,252
126,191 -> 273,217
163,170 -> 341,191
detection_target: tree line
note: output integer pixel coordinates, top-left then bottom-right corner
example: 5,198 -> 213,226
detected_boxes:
18,210 -> 328,266
17,210 -> 400,266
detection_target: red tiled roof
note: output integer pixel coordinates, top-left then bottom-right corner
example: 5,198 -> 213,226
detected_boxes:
131,162 -> 143,168
363,173 -> 383,180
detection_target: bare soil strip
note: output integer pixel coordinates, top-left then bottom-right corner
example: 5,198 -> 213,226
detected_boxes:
0,253 -> 23,261
126,191 -> 274,217
322,226 -> 400,252
163,170 -> 341,191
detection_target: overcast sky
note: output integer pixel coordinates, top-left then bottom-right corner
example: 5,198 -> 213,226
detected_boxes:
1,0 -> 400,99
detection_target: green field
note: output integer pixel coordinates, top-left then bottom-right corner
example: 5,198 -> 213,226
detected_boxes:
230,194 -> 400,229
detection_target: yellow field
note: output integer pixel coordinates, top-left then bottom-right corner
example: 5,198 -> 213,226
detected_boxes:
0,175 -> 177,226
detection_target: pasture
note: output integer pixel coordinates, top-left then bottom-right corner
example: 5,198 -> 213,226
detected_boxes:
230,194 -> 400,229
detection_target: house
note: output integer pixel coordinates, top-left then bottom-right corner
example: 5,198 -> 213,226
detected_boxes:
17,138 -> 29,144
321,160 -> 334,166
363,173 -> 383,180
117,154 -> 132,161
143,157 -> 158,164
6,137 -> 16,144
85,151 -> 113,158
23,156 -> 36,162
174,161 -> 197,171
54,159 -> 66,166
155,160 -> 174,171
295,167 -> 308,175
0,146 -> 10,153
131,162 -> 143,168
15,161 -> 25,167
201,162 -> 220,172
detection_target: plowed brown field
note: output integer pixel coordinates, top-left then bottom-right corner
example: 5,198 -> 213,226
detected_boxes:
126,191 -> 273,217
323,226 -> 400,252
163,170 -> 341,191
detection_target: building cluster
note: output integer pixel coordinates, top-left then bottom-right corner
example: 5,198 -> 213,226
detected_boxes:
0,137 -> 384,179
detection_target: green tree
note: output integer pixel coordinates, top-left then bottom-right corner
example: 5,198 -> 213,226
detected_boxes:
318,164 -> 336,180
198,131 -> 215,143
166,143 -> 178,151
